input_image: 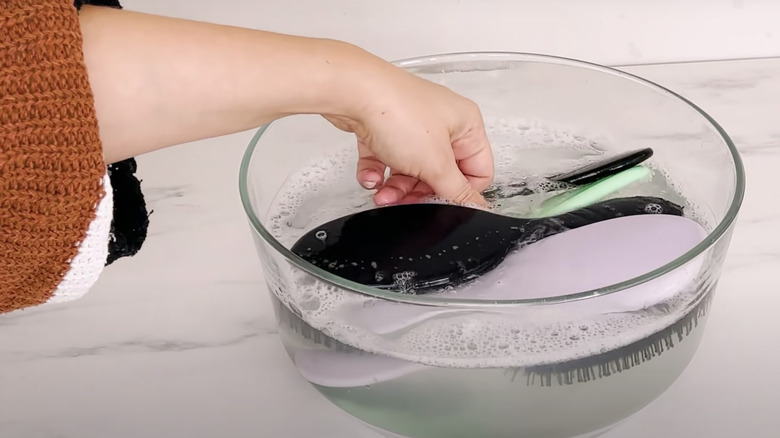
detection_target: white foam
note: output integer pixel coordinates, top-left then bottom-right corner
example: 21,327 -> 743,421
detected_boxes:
262,118 -> 711,370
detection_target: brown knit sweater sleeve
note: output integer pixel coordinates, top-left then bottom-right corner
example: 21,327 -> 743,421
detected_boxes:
1,0 -> 123,314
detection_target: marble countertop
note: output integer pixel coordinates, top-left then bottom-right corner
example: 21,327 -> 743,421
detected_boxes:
2,56 -> 779,437
124,0 -> 780,65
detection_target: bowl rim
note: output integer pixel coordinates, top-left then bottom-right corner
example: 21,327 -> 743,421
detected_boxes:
238,51 -> 746,308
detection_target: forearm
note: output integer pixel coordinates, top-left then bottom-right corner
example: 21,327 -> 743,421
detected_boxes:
78,5 -> 378,163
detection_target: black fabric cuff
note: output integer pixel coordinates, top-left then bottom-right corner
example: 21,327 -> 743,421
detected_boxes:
74,0 -> 122,9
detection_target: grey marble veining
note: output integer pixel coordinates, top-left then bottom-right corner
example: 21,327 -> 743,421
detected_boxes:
2,57 -> 780,438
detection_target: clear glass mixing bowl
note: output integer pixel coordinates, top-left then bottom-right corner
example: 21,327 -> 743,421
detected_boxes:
239,52 -> 744,438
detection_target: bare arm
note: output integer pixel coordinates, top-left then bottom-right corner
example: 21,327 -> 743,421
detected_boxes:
79,6 -> 493,206
79,5 -> 374,163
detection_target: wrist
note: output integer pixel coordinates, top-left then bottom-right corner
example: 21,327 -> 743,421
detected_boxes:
281,38 -> 386,119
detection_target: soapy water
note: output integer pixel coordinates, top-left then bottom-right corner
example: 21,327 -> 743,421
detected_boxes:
262,117 -> 713,369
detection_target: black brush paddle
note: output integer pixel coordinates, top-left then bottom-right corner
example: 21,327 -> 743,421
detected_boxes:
550,148 -> 654,185
290,195 -> 683,294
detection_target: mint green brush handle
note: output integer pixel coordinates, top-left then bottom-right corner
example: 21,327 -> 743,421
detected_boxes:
531,166 -> 652,218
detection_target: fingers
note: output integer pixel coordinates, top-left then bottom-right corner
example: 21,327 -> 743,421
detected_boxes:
356,141 -> 386,190
452,125 -> 494,193
374,173 -> 433,205
420,118 -> 492,207
422,159 -> 487,207
352,91 -> 494,208
364,129 -> 492,208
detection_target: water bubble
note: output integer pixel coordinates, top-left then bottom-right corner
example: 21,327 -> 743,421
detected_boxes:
392,271 -> 418,293
299,295 -> 321,311
315,230 -> 327,241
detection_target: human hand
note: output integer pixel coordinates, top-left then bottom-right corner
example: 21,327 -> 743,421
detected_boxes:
80,7 -> 493,205
323,58 -> 494,207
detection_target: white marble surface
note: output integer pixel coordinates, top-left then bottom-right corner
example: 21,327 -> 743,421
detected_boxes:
3,5 -> 780,436
121,0 -> 780,65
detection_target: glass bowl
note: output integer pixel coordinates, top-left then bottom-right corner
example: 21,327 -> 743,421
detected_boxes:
239,52 -> 744,438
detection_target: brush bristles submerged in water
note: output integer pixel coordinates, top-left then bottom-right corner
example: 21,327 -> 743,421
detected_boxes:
519,286 -> 713,387
272,283 -> 714,387
272,297 -> 364,354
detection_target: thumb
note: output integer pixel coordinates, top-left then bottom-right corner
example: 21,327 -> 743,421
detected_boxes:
422,160 -> 487,207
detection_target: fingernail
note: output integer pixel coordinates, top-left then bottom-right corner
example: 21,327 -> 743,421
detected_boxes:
363,180 -> 377,189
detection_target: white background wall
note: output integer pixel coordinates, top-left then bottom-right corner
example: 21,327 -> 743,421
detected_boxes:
122,0 -> 780,66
